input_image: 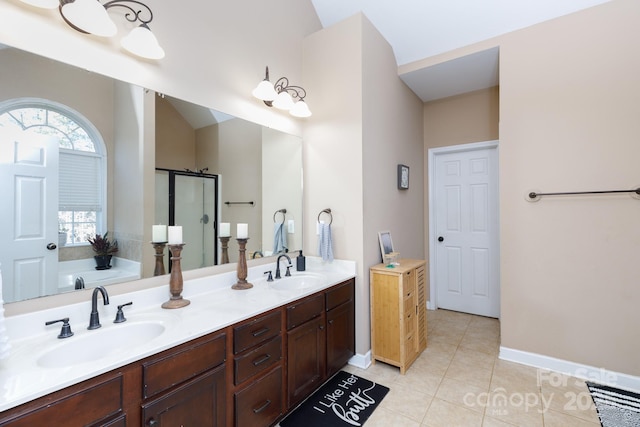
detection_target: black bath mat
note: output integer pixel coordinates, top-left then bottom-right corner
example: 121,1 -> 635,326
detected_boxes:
587,382 -> 640,427
280,371 -> 389,427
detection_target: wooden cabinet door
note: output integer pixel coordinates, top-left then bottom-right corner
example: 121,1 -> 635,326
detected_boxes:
326,301 -> 355,377
142,365 -> 225,427
287,316 -> 326,408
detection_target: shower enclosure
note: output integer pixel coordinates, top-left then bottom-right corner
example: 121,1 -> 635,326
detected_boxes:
155,169 -> 219,271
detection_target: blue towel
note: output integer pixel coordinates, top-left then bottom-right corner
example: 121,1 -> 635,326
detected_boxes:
273,222 -> 287,254
317,222 -> 334,262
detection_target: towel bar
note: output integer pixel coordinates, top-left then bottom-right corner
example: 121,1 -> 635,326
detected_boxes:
273,209 -> 287,223
317,208 -> 333,225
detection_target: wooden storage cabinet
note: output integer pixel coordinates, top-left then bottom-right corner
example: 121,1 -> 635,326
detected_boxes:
370,259 -> 427,374
230,310 -> 284,427
285,278 -> 355,409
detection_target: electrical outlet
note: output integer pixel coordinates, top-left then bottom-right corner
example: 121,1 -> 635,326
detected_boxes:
288,219 -> 295,233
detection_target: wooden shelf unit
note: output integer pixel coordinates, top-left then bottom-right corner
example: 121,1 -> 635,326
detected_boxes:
370,259 -> 427,374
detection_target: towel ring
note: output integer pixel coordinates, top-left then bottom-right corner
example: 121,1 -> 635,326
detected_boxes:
317,208 -> 333,225
273,209 -> 287,223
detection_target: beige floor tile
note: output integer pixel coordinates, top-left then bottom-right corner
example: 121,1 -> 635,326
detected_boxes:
539,375 -> 599,423
434,377 -> 488,412
358,360 -> 400,385
483,389 -> 545,427
422,397 -> 484,427
394,364 -> 443,396
364,406 -> 421,427
481,416 -> 519,427
422,340 -> 458,359
459,334 -> 500,355
451,346 -> 498,372
445,358 -> 493,390
542,408 -> 601,427
378,382 -> 433,422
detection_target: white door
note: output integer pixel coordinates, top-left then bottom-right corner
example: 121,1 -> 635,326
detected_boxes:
0,130 -> 59,302
431,142 -> 499,318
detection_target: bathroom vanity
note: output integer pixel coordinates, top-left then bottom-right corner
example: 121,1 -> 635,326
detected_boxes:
0,258 -> 356,426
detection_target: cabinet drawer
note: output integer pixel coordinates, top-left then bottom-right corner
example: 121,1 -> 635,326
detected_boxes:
234,310 -> 281,354
235,335 -> 282,385
286,293 -> 324,330
403,294 -> 415,313
235,366 -> 283,427
143,332 -> 226,399
1,374 -> 123,426
326,279 -> 354,311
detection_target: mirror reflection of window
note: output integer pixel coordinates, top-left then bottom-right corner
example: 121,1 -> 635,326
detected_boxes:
0,99 -> 106,246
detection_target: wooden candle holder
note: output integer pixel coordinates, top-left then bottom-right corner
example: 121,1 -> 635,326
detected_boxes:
152,242 -> 167,276
232,238 -> 253,290
162,243 -> 191,309
219,236 -> 230,264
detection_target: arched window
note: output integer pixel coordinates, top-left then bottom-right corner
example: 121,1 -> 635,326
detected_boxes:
0,98 -> 106,245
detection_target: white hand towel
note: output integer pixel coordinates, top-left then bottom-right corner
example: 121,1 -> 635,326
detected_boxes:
317,222 -> 334,262
273,222 -> 287,254
0,264 -> 11,360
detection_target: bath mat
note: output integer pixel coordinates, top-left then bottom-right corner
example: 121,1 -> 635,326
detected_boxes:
280,371 -> 389,427
587,382 -> 640,427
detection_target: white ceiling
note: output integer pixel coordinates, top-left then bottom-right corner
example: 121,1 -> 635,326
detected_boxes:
310,0 -> 612,101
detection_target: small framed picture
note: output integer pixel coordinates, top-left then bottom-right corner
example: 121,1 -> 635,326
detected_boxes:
378,231 -> 394,257
397,164 -> 409,189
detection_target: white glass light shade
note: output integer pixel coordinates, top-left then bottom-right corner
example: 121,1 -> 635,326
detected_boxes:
290,100 -> 312,118
252,80 -> 278,101
121,26 -> 165,60
18,0 -> 59,9
272,91 -> 294,110
60,0 -> 117,37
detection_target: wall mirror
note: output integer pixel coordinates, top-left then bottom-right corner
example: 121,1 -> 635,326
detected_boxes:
0,45 -> 303,304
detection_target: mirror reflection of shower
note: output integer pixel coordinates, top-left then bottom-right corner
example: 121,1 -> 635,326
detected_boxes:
155,169 -> 219,271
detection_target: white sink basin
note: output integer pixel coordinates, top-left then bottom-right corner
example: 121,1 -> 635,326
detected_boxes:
37,321 -> 166,368
268,273 -> 324,291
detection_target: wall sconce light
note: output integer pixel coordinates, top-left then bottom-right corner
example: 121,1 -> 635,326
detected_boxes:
18,0 -> 165,60
252,66 -> 312,118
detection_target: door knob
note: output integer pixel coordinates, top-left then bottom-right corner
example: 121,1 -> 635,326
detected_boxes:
437,236 -> 444,242
46,243 -> 57,250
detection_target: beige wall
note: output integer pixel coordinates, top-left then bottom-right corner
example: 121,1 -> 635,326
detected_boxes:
155,97 -> 196,170
498,0 -> 640,375
303,14 -> 424,355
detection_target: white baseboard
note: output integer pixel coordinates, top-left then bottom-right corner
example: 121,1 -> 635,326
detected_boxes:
500,346 -> 640,393
348,350 -> 371,369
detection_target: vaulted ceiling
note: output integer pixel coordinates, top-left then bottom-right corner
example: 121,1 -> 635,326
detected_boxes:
310,0 -> 612,101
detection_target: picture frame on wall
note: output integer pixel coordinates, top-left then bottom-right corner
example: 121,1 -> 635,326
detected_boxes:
397,164 -> 409,189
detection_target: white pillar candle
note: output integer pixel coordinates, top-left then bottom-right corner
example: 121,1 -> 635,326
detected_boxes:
237,223 -> 248,239
220,222 -> 231,237
168,226 -> 183,244
152,224 -> 167,242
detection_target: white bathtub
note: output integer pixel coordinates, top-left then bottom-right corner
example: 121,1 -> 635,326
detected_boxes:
58,258 -> 141,292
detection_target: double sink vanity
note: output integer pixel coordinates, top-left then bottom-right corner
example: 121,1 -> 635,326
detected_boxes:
0,257 -> 356,426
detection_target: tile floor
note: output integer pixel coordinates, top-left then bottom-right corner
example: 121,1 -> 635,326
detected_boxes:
343,309 -> 601,427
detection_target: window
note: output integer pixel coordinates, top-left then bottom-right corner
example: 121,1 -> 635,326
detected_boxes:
0,98 -> 106,245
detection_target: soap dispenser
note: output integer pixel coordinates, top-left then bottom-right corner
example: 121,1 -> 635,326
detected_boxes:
296,250 -> 306,271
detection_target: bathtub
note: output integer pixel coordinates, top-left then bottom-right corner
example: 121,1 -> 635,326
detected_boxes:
58,257 -> 141,292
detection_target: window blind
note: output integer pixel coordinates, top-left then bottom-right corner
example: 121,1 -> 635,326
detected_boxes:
59,151 -> 102,211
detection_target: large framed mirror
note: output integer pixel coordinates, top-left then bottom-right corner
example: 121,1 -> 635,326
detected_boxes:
0,45 -> 303,304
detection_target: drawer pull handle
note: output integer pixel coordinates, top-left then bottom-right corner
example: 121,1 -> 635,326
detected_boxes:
148,419 -> 159,426
328,319 -> 334,325
253,399 -> 272,414
252,327 -> 269,337
252,354 -> 271,366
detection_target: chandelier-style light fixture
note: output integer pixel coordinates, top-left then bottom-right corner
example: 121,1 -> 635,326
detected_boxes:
18,0 -> 165,60
252,66 -> 312,118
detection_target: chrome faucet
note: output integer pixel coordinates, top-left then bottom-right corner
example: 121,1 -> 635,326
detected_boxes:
275,253 -> 292,279
88,286 -> 110,330
74,276 -> 85,290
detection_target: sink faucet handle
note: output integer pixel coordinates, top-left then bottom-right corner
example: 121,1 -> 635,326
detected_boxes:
285,265 -> 292,277
263,271 -> 273,282
114,302 -> 133,323
45,317 -> 74,339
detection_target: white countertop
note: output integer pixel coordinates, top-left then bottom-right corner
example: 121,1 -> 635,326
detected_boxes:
0,257 -> 356,412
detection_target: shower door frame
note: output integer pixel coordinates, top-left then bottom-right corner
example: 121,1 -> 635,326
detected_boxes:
156,168 -> 220,271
